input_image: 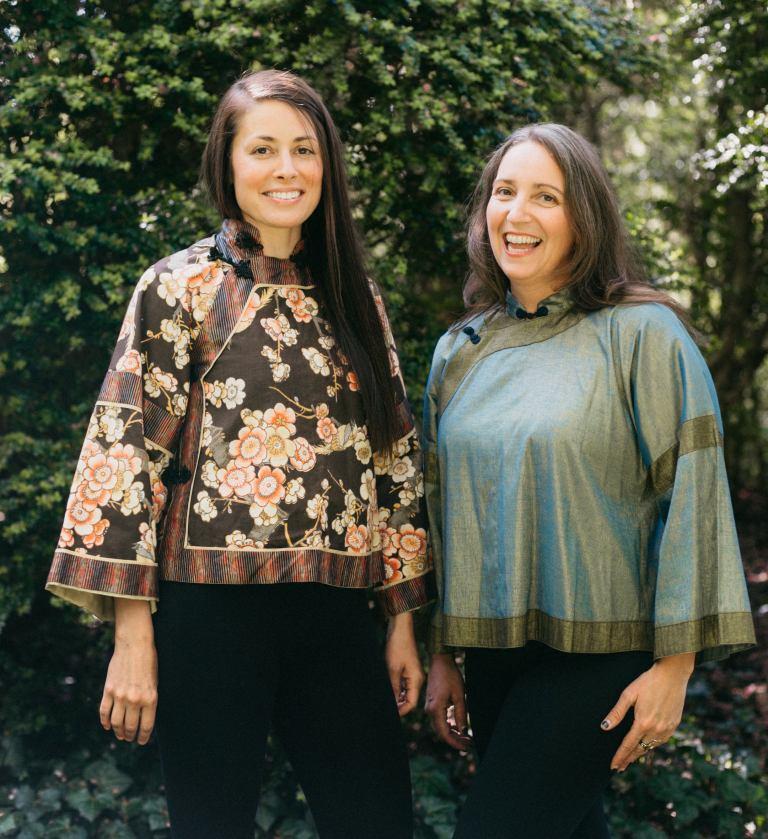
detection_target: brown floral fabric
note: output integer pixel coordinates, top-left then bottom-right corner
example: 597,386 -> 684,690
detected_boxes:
47,219 -> 433,620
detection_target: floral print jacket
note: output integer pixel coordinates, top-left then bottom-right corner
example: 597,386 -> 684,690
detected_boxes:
47,219 -> 433,620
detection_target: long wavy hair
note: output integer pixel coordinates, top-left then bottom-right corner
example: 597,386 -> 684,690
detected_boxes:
200,69 -> 400,454
463,123 -> 689,323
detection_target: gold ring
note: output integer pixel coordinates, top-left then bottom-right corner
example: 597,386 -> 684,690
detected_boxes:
639,739 -> 659,752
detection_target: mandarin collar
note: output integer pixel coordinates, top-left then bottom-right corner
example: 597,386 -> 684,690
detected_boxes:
504,288 -> 572,320
212,218 -> 311,286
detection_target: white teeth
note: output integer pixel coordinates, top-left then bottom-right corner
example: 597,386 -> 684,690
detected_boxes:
504,234 -> 541,245
266,191 -> 301,200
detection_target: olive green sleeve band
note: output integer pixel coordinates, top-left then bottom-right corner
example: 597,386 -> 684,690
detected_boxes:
650,413 -> 723,495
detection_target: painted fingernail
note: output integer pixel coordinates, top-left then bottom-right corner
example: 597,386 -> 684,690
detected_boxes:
601,720 -> 610,729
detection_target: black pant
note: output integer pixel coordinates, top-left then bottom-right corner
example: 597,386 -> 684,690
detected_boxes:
455,642 -> 653,839
153,581 -> 412,839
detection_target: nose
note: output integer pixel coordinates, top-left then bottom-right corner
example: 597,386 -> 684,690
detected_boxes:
274,149 -> 298,180
505,193 -> 532,223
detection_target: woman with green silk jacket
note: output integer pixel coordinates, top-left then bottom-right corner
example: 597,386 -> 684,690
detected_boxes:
423,123 -> 755,839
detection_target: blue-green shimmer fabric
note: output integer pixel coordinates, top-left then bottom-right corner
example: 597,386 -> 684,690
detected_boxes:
423,293 -> 755,662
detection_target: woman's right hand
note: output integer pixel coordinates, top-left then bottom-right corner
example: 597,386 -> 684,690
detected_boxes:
424,653 -> 472,751
100,599 -> 158,746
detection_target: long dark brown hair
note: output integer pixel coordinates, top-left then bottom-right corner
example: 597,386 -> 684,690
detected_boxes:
200,69 -> 400,455
464,123 -> 689,323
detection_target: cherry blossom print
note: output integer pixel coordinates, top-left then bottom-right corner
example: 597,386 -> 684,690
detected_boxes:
289,437 -> 317,472
201,459 -> 220,488
284,477 -> 306,504
252,466 -> 287,512
229,426 -> 268,467
391,523 -> 427,563
135,521 -> 157,564
58,527 -> 75,549
97,408 -> 125,444
205,377 -> 246,409
144,365 -> 179,399
315,403 -> 329,419
306,493 -> 329,529
302,346 -> 331,376
225,530 -> 258,549
81,452 -> 120,506
265,403 -> 297,435
82,516 -> 110,549
316,417 -> 337,442
63,495 -> 110,547
193,490 -> 218,522
381,525 -> 398,557
234,288 -> 274,334
115,349 -> 142,375
150,478 -> 167,521
359,468 -> 376,503
345,523 -> 369,554
177,261 -> 225,323
261,314 -> 298,346
264,427 -> 296,467
157,270 -> 186,306
216,462 -> 257,499
390,455 -> 416,484
384,555 -> 404,583
120,481 -> 146,516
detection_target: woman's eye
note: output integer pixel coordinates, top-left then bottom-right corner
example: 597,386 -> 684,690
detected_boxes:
495,187 -> 513,197
296,146 -> 315,155
252,146 -> 271,155
540,193 -> 557,204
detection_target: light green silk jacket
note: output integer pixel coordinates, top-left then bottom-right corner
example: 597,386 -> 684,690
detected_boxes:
423,291 -> 755,662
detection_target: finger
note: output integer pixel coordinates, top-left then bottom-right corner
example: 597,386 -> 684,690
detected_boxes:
99,691 -> 114,731
137,703 -> 157,746
426,699 -> 467,750
123,701 -> 141,743
611,722 -> 646,771
110,699 -> 126,741
452,692 -> 468,735
397,673 -> 416,717
601,689 -> 634,731
388,666 -> 403,706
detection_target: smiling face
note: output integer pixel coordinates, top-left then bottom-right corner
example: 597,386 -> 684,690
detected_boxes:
486,140 -> 574,302
230,99 -> 323,253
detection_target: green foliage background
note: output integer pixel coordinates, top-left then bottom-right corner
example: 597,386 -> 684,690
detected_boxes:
1,1 -> 765,836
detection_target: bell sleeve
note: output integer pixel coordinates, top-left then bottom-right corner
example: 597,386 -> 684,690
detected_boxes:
368,284 -> 434,616
620,304 -> 756,662
46,255 -> 208,621
422,334 -> 452,653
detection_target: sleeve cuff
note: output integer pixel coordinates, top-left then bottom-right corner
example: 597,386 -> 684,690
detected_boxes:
375,572 -> 435,616
47,550 -> 158,622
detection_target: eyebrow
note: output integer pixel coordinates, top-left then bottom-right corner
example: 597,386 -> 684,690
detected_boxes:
494,178 -> 564,194
248,135 -> 317,143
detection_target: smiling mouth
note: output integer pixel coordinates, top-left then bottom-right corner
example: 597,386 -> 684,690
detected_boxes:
503,233 -> 542,256
264,190 -> 303,202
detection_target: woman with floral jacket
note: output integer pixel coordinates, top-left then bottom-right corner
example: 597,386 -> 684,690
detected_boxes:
47,70 -> 432,839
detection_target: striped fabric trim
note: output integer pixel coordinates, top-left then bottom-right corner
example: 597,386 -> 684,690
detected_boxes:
48,550 -> 158,599
376,574 -> 435,616
195,266 -> 254,370
160,545 -> 386,588
98,370 -> 142,407
650,413 -> 723,495
144,400 -> 182,452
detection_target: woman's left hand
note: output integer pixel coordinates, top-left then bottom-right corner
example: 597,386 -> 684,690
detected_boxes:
601,652 -> 695,771
385,612 -> 425,717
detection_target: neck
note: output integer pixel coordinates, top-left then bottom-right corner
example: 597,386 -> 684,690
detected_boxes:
243,216 -> 301,259
508,279 -> 559,312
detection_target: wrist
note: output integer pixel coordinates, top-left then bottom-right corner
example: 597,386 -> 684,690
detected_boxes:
653,652 -> 695,677
114,598 -> 154,645
387,611 -> 414,636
